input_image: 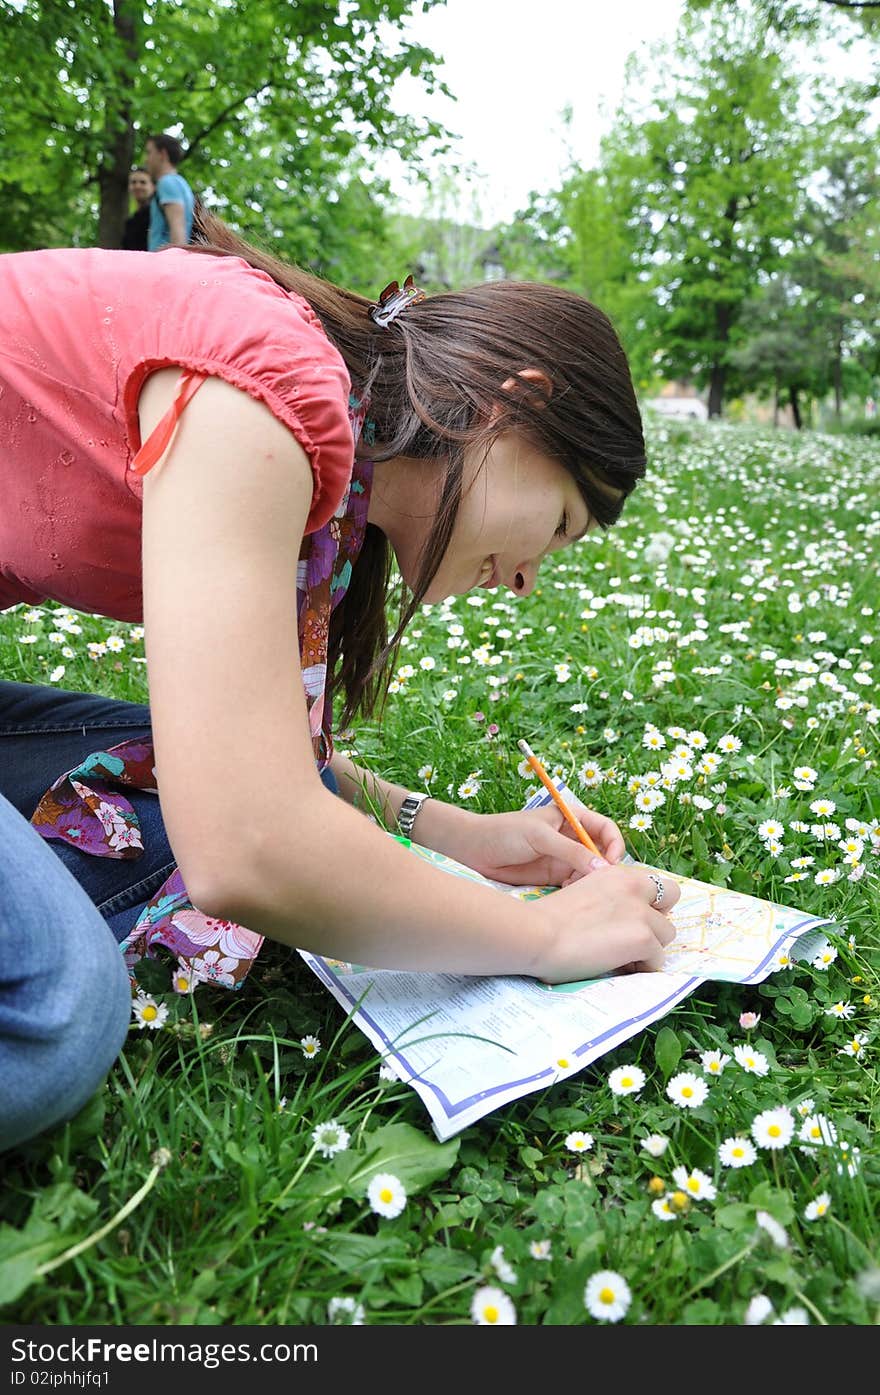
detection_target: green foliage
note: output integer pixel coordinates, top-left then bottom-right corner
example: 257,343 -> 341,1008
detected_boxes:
0,0 -> 448,279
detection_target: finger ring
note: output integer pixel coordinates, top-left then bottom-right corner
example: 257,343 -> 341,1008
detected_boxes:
648,873 -> 665,908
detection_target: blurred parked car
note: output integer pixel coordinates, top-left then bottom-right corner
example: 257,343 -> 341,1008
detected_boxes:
644,396 -> 709,421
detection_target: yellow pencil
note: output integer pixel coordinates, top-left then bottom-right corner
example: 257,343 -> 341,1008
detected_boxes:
517,739 -> 603,858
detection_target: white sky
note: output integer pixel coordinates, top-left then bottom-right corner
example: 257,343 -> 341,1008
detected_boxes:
381,0 -> 685,225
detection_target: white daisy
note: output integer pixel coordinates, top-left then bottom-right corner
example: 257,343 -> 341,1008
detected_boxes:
773,1307 -> 810,1324
733,1044 -> 770,1076
804,1192 -> 832,1221
457,777 -> 481,799
671,1166 -> 717,1201
529,1239 -> 553,1260
471,1285 -> 517,1325
751,1106 -> 795,1151
796,1097 -> 816,1117
311,1120 -> 351,1158
131,993 -> 168,1031
565,1130 -> 595,1153
756,1210 -> 790,1249
367,1172 -> 407,1219
718,1136 -> 757,1169
300,1035 -> 321,1059
666,1072 -> 709,1109
651,1196 -> 678,1221
700,1050 -> 731,1077
824,1002 -> 855,1023
839,1034 -> 869,1058
608,1065 -> 646,1096
743,1293 -> 774,1325
798,1114 -> 838,1147
327,1296 -> 365,1325
490,1245 -> 518,1285
584,1270 -> 632,1324
640,1134 -> 670,1158
171,965 -> 195,995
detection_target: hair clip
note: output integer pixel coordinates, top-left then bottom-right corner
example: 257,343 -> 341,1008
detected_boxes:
368,274 -> 426,328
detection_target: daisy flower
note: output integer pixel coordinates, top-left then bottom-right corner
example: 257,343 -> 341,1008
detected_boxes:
579,763 -> 604,788
757,820 -> 784,842
796,1097 -> 816,1117
640,1134 -> 670,1158
798,1114 -> 838,1146
733,1044 -> 769,1076
774,1307 -> 809,1325
367,1172 -> 407,1219
584,1270 -> 632,1324
131,993 -> 168,1031
327,1296 -> 365,1325
171,965 -> 195,995
751,1106 -> 795,1151
743,1294 -> 774,1325
666,1072 -> 709,1109
490,1245 -> 518,1285
311,1120 -> 351,1158
458,777 -> 481,799
700,1050 -> 731,1077
565,1131 -> 595,1153
756,1210 -> 790,1249
608,1064 -> 646,1096
804,1192 -> 831,1221
718,1136 -> 757,1169
471,1286 -> 517,1325
839,1034 -> 869,1058
738,1011 -> 761,1030
836,1140 -> 862,1177
651,1196 -> 678,1222
300,1035 -> 321,1059
793,766 -> 818,788
671,1166 -> 717,1201
529,1239 -> 552,1261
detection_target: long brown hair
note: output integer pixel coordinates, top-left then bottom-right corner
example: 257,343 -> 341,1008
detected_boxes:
184,209 -> 646,727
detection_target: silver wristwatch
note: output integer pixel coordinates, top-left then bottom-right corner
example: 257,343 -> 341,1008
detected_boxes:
397,791 -> 431,841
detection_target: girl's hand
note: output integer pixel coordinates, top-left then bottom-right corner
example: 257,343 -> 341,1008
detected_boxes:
425,800 -> 626,887
525,864 -> 682,982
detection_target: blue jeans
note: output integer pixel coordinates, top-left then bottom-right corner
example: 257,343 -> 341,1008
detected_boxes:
0,680 -> 337,1150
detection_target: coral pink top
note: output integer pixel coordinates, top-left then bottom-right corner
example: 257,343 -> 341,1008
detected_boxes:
0,247 -> 354,621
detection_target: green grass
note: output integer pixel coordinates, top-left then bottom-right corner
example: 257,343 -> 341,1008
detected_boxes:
2,419 -> 878,1326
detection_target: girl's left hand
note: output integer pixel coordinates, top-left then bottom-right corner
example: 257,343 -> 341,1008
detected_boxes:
429,800 -> 626,888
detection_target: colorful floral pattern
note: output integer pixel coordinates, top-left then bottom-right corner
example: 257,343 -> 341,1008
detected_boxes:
30,394 -> 373,992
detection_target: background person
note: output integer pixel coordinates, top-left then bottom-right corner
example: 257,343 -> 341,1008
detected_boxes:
0,213 -> 679,1150
144,132 -> 195,250
121,166 -> 155,251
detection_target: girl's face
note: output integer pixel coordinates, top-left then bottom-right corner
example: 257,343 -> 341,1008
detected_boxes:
370,431 -> 593,603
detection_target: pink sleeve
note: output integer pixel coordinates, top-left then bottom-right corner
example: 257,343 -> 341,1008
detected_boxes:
122,280 -> 355,534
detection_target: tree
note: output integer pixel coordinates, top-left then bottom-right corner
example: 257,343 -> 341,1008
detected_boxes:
0,0 -> 448,278
599,2 -> 811,416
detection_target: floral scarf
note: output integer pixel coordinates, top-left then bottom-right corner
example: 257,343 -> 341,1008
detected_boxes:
30,394 -> 373,991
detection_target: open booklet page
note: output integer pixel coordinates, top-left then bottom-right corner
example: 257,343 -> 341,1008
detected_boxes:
299,782 -> 832,1140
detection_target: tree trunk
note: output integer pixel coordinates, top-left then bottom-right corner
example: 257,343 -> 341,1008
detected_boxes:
789,385 -> 802,431
833,337 -> 843,420
773,376 -> 780,428
96,1 -> 140,248
708,291 -> 733,418
708,362 -> 726,418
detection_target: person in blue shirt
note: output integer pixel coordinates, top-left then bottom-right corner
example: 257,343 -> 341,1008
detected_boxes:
144,133 -> 195,251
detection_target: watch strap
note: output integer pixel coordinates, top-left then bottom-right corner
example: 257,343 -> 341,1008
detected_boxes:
397,792 -> 430,841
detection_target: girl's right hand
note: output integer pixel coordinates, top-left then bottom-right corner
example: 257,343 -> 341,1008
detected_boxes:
525,864 -> 681,984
